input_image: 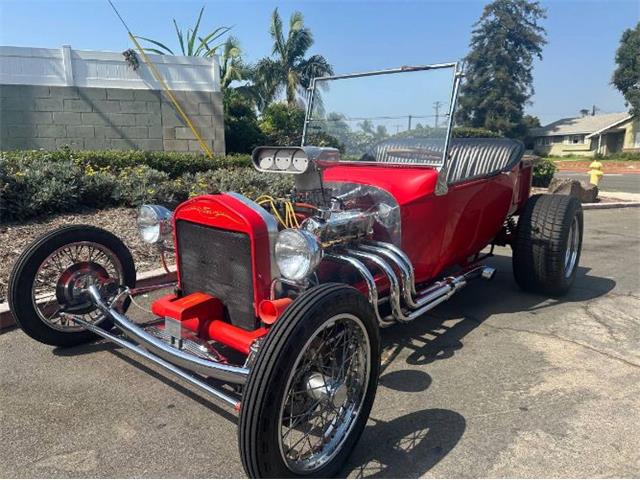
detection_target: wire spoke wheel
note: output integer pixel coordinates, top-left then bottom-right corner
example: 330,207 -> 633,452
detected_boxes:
9,225 -> 136,346
239,284 -> 380,478
32,241 -> 124,332
278,313 -> 370,473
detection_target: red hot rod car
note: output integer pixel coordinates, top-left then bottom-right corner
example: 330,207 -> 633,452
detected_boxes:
9,63 -> 583,478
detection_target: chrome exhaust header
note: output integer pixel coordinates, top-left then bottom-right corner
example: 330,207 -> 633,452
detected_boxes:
85,285 -> 250,385
329,244 -> 495,327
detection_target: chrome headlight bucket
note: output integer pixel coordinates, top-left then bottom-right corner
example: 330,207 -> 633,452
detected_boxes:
275,229 -> 322,281
137,204 -> 173,245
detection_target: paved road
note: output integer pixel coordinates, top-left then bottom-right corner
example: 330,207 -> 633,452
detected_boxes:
1,209 -> 639,478
558,171 -> 640,193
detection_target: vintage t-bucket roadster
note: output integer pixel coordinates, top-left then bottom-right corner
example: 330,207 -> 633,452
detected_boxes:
9,63 -> 583,478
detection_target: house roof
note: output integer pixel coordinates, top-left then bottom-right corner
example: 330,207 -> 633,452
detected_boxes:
533,112 -> 633,137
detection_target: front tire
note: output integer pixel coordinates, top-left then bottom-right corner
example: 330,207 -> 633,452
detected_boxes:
8,225 -> 136,347
239,284 -> 380,478
513,194 -> 583,296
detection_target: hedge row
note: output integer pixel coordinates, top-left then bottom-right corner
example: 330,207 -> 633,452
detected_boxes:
0,152 -> 293,221
0,148 -> 252,178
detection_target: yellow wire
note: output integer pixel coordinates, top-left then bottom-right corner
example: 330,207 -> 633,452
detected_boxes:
256,195 -> 300,229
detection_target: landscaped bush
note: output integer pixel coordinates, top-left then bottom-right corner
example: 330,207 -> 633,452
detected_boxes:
532,156 -> 557,187
452,127 -> 502,138
0,150 -> 294,222
0,149 -> 252,178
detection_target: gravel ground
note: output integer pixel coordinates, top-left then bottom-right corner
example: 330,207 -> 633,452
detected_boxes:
0,208 -> 169,304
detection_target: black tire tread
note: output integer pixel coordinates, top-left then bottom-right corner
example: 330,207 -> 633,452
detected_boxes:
513,194 -> 583,296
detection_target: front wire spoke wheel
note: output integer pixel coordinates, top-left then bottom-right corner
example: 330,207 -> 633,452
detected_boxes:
32,241 -> 124,332
239,284 -> 380,478
9,225 -> 136,347
278,314 -> 369,472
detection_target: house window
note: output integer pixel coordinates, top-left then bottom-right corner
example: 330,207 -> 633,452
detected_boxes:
571,135 -> 584,144
635,130 -> 640,148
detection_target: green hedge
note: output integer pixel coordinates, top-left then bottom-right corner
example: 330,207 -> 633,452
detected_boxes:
0,150 -> 291,222
0,148 -> 252,178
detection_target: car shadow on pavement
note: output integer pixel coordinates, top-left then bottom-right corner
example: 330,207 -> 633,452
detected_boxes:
342,408 -> 466,478
344,252 -> 615,477
53,342 -> 238,423
380,253 -> 616,369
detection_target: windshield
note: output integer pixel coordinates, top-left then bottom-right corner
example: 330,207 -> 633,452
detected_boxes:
303,64 -> 459,167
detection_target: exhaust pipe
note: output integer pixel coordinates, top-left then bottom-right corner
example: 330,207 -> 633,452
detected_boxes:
331,245 -> 495,326
86,285 -> 250,385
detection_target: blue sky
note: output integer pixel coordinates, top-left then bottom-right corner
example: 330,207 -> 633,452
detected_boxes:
1,0 -> 638,125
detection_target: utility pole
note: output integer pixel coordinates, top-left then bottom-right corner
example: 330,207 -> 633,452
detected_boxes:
433,101 -> 442,128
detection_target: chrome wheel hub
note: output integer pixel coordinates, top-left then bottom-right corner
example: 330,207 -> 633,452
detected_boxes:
564,216 -> 580,278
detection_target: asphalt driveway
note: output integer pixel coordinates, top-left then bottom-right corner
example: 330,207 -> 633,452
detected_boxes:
1,208 -> 639,478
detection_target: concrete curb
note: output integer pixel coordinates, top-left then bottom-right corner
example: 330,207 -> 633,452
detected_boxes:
582,202 -> 640,210
0,267 -> 177,331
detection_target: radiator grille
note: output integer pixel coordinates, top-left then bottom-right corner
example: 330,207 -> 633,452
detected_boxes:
176,220 -> 255,330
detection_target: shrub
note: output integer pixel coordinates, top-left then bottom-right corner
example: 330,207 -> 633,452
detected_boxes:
1,156 -> 85,220
532,156 -> 557,187
184,168 -> 294,199
452,127 -> 502,138
0,149 -> 252,178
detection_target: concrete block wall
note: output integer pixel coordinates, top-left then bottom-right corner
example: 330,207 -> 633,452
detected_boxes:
0,84 -> 225,154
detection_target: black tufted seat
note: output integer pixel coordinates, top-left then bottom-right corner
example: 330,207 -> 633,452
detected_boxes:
446,138 -> 525,183
366,137 -> 524,184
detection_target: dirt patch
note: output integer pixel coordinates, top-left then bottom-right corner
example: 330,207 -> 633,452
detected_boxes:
554,160 -> 640,174
0,207 -> 171,304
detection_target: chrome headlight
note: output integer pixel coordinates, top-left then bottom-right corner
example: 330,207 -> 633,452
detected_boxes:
137,204 -> 173,244
275,229 -> 322,281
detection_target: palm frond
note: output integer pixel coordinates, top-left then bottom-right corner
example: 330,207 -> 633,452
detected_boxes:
173,19 -> 186,55
135,36 -> 174,55
188,6 -> 205,55
270,8 -> 286,58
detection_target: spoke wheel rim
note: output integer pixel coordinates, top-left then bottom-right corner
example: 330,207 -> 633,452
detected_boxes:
277,313 -> 371,474
564,216 -> 580,278
31,241 -> 124,332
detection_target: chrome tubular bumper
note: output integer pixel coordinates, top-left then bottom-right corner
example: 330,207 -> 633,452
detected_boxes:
86,286 -> 250,385
64,285 -> 251,410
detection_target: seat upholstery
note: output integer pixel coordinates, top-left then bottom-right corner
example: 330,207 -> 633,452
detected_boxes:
446,138 -> 524,183
366,137 -> 524,184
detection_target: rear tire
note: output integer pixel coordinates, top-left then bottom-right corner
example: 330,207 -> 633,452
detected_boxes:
8,225 -> 136,347
239,284 -> 380,478
513,194 -> 583,296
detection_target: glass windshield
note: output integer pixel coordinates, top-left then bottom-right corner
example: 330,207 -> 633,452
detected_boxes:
303,64 -> 458,166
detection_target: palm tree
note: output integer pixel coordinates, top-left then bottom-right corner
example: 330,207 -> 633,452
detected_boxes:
254,8 -> 333,107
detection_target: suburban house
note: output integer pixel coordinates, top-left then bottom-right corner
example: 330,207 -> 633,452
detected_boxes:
533,111 -> 639,157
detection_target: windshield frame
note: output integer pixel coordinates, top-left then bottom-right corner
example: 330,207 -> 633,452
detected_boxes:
302,62 -> 462,185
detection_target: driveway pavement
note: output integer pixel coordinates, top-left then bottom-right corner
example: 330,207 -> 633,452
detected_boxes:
1,209 -> 639,478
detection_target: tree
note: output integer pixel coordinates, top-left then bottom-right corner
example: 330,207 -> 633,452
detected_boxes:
253,8 -> 333,107
579,109 -> 590,117
223,89 -> 266,154
456,0 -> 547,138
612,22 -> 640,115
